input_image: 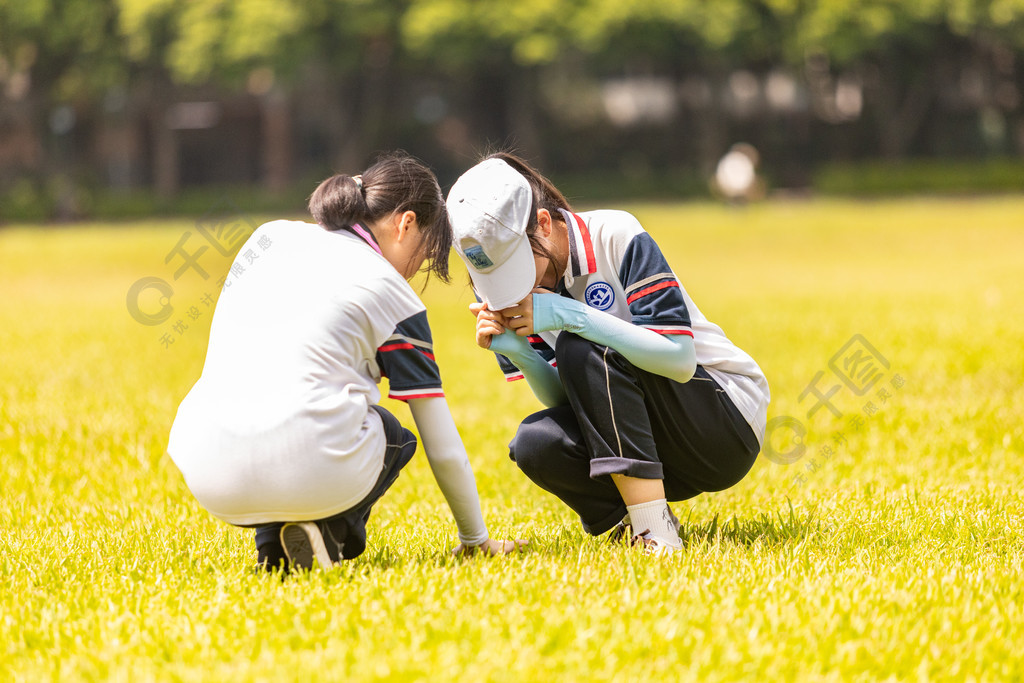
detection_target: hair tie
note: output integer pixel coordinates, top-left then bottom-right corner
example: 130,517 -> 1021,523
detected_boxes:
352,175 -> 363,191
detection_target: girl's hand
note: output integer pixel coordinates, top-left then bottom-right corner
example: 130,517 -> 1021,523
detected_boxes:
500,290 -> 545,337
452,538 -> 529,557
469,302 -> 507,350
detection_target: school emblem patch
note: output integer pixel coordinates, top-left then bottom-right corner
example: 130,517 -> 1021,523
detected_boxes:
584,282 -> 614,310
463,245 -> 494,270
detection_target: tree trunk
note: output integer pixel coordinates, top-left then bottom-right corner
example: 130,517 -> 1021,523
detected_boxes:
354,37 -> 394,162
261,89 -> 292,194
328,74 -> 363,173
153,106 -> 179,199
691,74 -> 729,175
868,49 -> 943,160
876,71 -> 934,160
507,66 -> 545,166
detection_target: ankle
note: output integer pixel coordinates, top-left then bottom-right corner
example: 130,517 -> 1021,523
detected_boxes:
626,499 -> 680,544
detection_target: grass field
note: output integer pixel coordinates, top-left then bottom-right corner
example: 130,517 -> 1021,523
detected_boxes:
2,197 -> 1023,681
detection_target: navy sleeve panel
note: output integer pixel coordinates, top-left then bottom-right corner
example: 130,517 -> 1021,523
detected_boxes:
495,335 -> 557,381
618,233 -> 692,334
376,310 -> 445,401
495,352 -> 519,378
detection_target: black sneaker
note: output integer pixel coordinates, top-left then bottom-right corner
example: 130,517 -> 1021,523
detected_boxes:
280,522 -> 335,570
608,519 -> 632,544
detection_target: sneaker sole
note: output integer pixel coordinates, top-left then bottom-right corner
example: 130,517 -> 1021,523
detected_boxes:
280,522 -> 334,570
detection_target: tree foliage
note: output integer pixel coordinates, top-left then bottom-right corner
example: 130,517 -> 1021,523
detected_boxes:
0,0 -> 125,100
2,0 -> 1023,190
4,0 -> 1023,101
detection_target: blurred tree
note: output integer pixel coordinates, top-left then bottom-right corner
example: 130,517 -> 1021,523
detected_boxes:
402,0 -> 578,163
117,0 -> 309,194
3,0 -> 1023,206
564,0 -> 763,172
403,0 -> 1024,165
0,0 -> 126,214
778,0 -> 1024,157
115,0 -> 419,190
300,0 -> 413,173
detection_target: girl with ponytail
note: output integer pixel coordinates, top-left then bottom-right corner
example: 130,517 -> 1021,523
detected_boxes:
169,152 -> 524,571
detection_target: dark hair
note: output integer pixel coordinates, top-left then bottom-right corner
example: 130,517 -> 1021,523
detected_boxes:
484,152 -> 571,260
308,151 -> 452,282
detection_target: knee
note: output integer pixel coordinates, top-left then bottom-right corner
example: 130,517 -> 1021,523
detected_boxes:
509,414 -> 561,477
554,332 -> 602,373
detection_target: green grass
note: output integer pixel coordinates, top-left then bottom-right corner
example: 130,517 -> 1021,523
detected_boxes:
2,197 -> 1023,681
812,159 -> 1024,197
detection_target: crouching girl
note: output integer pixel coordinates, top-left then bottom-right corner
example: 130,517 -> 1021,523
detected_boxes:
168,153 -> 523,570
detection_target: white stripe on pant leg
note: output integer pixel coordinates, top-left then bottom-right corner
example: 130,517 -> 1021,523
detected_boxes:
603,347 -> 624,458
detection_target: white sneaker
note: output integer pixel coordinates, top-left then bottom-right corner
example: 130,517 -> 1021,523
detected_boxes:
629,529 -> 682,556
280,522 -> 335,570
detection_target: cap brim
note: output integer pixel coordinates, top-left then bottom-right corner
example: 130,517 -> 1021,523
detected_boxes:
466,233 -> 536,310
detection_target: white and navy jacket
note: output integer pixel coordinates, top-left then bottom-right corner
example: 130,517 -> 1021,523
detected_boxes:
495,209 -> 769,444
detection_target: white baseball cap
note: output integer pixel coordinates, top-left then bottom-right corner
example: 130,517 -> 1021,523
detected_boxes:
447,158 -> 535,309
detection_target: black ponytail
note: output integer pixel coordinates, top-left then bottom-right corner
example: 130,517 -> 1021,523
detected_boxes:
307,152 -> 452,283
308,175 -> 368,231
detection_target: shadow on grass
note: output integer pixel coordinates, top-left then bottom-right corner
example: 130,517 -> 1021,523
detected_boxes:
679,502 -> 822,548
245,503 -> 825,580
249,541 -> 524,579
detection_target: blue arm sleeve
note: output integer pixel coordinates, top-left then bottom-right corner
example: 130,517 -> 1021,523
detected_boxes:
489,329 -> 567,408
533,293 -> 696,383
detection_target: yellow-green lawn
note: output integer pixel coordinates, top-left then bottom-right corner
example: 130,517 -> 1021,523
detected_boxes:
2,197 -> 1022,681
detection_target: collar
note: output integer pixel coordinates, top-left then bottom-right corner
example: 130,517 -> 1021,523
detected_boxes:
557,209 -> 597,283
348,222 -> 384,257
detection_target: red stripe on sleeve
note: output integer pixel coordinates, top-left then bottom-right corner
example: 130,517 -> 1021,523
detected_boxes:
626,280 -> 679,304
379,342 -> 414,352
389,390 -> 445,401
378,342 -> 435,360
571,213 -> 597,273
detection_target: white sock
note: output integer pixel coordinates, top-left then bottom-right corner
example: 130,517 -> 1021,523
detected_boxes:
627,499 -> 681,547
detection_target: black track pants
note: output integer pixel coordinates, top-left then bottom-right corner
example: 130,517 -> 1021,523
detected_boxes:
509,333 -> 760,535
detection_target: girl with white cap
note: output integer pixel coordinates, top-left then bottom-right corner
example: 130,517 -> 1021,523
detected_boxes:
168,152 -> 523,571
447,153 -> 769,554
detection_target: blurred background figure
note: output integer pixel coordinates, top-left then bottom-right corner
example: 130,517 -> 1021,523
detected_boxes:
712,143 -> 765,204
